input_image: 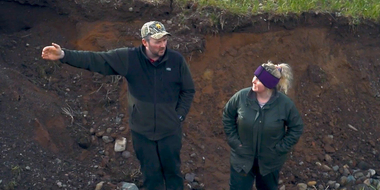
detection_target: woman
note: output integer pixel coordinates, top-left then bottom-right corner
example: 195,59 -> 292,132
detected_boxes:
223,61 -> 304,190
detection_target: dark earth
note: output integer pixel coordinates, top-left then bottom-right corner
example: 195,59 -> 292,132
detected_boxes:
1,0 -> 380,189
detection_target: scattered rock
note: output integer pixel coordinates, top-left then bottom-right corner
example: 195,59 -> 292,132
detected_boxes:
307,181 -> 317,186
102,136 -> 114,143
106,128 -> 113,133
340,176 -> 348,186
324,144 -> 336,153
297,183 -> 307,190
322,165 -> 332,171
114,137 -> 126,152
353,171 -> 364,179
95,181 -> 105,190
90,128 -> 96,135
324,154 -> 333,163
122,151 -> 131,159
120,182 -> 138,190
78,136 -> 91,149
115,116 -> 122,124
357,161 -> 370,170
185,173 -> 196,182
368,169 -> 376,177
96,131 -> 105,137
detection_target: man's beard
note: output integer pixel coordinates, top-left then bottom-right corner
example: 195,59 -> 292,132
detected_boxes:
153,48 -> 165,57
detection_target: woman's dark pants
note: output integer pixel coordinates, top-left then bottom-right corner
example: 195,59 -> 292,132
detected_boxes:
230,161 -> 280,190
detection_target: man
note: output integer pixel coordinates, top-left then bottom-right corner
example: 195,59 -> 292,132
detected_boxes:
41,21 -> 195,190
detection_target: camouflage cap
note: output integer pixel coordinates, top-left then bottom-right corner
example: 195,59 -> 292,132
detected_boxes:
141,21 -> 171,39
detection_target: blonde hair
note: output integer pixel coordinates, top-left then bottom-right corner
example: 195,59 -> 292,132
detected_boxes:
262,61 -> 293,94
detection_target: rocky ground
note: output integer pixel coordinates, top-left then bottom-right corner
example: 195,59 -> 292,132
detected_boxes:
1,0 -> 380,190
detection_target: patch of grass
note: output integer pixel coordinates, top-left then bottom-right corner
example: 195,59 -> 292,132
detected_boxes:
62,104 -> 75,124
5,181 -> 17,190
175,0 -> 380,23
11,165 -> 21,177
129,167 -> 142,182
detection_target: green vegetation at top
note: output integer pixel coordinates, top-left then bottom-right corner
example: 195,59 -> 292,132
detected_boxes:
176,0 -> 380,23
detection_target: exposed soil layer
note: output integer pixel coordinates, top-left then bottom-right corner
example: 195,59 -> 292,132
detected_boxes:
1,0 -> 380,189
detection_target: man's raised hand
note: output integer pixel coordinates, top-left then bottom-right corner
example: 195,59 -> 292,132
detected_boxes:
41,43 -> 64,61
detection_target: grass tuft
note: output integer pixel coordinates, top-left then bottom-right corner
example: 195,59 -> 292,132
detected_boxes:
175,0 -> 380,23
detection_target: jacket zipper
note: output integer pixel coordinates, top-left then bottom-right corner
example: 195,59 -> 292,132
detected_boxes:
154,68 -> 157,134
257,106 -> 267,170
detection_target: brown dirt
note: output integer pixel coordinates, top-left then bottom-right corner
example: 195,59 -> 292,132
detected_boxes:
1,0 -> 380,190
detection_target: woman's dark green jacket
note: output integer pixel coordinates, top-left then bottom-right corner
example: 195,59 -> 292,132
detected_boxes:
223,87 -> 304,176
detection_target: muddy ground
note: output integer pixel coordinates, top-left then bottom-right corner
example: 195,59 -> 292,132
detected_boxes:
1,0 -> 380,189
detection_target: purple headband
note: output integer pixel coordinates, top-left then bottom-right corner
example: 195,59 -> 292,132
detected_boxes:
254,65 -> 280,89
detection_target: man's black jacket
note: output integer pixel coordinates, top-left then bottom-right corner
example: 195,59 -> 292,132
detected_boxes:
61,45 -> 195,140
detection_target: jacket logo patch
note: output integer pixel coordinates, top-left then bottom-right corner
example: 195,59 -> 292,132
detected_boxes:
166,67 -> 171,71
